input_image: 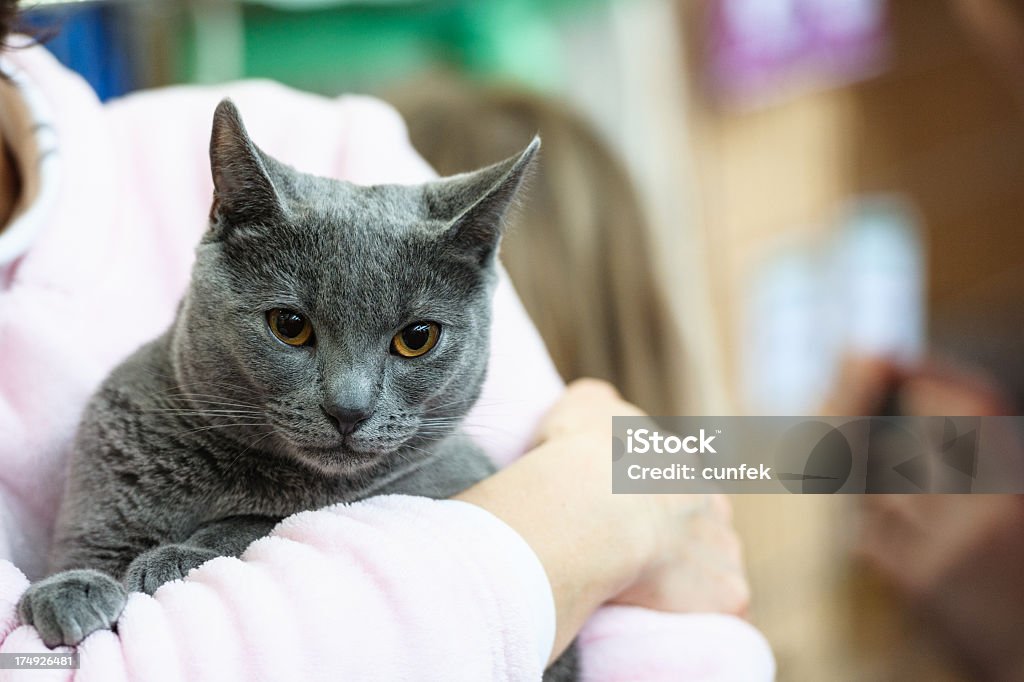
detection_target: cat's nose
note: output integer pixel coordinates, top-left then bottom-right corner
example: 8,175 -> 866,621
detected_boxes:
323,402 -> 371,436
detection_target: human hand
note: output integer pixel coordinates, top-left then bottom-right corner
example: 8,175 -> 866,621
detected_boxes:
537,379 -> 749,615
821,355 -> 1014,417
457,379 -> 750,660
614,491 -> 749,617
857,494 -> 1024,678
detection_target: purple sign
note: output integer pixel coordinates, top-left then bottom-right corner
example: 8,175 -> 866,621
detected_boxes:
708,0 -> 888,108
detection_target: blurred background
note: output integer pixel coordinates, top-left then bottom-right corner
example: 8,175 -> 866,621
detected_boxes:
16,0 -> 1024,679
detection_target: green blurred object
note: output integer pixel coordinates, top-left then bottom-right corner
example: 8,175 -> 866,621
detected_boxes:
178,0 -> 608,94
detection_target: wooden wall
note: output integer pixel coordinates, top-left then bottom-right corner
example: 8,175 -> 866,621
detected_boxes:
681,2 -> 1024,679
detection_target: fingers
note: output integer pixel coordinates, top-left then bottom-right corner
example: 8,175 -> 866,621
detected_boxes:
708,493 -> 733,523
693,515 -> 749,616
720,569 -> 752,617
900,372 -> 1012,416
694,504 -> 746,577
623,493 -> 750,617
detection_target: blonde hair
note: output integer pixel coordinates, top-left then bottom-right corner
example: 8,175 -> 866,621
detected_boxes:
387,77 -> 686,413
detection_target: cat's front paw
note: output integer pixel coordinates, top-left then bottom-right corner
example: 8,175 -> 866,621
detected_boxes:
17,569 -> 127,647
123,544 -> 218,595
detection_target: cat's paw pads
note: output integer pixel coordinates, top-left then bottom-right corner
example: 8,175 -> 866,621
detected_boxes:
123,544 -> 217,595
17,569 -> 127,647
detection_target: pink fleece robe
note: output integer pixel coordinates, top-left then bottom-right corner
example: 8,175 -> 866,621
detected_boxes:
0,41 -> 774,681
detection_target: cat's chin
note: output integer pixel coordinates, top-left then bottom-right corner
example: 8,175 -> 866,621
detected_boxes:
287,441 -> 389,475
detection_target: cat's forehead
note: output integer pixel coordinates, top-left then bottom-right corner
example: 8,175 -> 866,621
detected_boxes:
260,221 -> 476,334
286,187 -> 444,267
223,185 -> 466,311
289,178 -> 428,233
270,213 -> 436,283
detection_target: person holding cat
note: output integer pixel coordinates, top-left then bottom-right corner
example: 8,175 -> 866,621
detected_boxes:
0,6 -> 771,680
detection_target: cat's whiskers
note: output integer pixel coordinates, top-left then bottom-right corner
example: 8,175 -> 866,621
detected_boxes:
415,415 -> 524,437
455,420 -> 523,439
225,428 -> 280,469
143,408 -> 266,425
144,370 -> 256,397
143,408 -> 263,415
398,442 -> 436,461
422,396 -> 519,415
173,421 -> 273,438
162,394 -> 260,409
422,396 -> 488,412
145,414 -> 265,423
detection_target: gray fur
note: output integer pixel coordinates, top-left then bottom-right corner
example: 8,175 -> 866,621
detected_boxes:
18,101 -> 575,680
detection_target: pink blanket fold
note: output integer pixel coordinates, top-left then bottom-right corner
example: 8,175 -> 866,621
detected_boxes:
1,496 -> 556,682
0,42 -> 774,681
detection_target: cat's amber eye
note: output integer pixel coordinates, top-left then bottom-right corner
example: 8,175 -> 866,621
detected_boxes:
391,322 -> 440,358
268,309 -> 314,346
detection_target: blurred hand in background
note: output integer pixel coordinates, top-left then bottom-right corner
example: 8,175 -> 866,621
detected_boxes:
824,354 -> 1024,679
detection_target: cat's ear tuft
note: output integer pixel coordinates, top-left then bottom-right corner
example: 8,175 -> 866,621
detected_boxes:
425,136 -> 540,266
208,98 -> 284,233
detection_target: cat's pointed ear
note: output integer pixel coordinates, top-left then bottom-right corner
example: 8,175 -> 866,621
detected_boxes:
208,98 -> 284,231
425,136 -> 540,266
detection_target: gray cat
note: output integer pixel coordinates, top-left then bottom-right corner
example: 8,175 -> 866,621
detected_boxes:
18,99 -> 577,680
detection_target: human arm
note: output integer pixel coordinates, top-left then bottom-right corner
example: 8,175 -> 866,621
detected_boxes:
457,379 -> 750,663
